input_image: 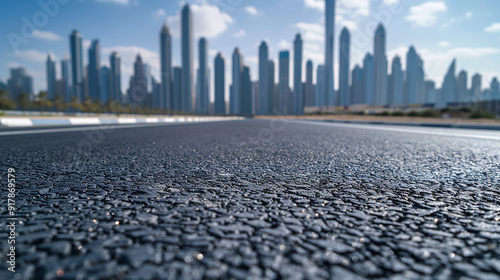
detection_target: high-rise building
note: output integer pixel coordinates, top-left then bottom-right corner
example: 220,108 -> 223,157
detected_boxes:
470,73 -> 482,102
405,46 -> 425,105
109,52 -> 121,103
278,51 -> 290,115
351,65 -> 363,105
231,48 -> 243,115
362,53 -> 374,105
181,4 -> 194,112
425,80 -> 436,104
304,60 -> 314,107
457,70 -> 468,103
325,0 -> 336,106
88,40 -> 101,102
127,55 -> 147,107
268,60 -> 276,114
214,53 -> 225,115
315,65 -> 326,107
70,30 -> 83,101
293,33 -> 303,114
241,66 -> 253,115
160,23 -> 172,110
60,57 -> 70,102
7,67 -> 33,100
258,41 -> 269,115
491,77 -> 500,100
173,67 -> 182,111
339,27 -> 350,107
46,53 -> 56,100
196,38 -> 209,115
440,59 -> 457,108
373,24 -> 387,105
100,66 -> 110,105
390,56 -> 404,105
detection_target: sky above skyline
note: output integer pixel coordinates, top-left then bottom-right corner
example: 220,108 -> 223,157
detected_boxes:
1,0 -> 500,96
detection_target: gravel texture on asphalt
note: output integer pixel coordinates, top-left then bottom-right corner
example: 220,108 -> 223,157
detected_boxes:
0,119 -> 499,280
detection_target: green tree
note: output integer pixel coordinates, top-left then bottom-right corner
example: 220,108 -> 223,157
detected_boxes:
69,97 -> 82,113
35,91 -> 53,111
18,93 -> 33,110
53,95 -> 66,112
0,89 -> 16,110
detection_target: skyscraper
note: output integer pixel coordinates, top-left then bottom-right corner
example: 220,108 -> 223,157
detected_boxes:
362,53 -> 374,105
268,60 -> 276,114
304,60 -> 314,107
109,52 -> 121,103
390,56 -> 404,105
100,66 -> 110,105
196,38 -> 209,115
241,66 -> 253,115
491,77 -> 500,100
293,33 -> 303,114
278,51 -> 290,115
440,59 -> 457,108
61,57 -> 70,102
457,70 -> 468,103
46,53 -> 56,100
373,24 -> 387,105
325,0 -> 336,106
405,46 -> 425,105
88,40 -> 101,102
70,30 -> 83,101
214,53 -> 225,115
173,67 -> 182,111
160,23 -> 172,110
127,55 -> 147,107
351,65 -> 363,105
7,67 -> 33,100
315,65 -> 326,107
181,4 -> 194,112
231,48 -> 243,115
470,73 -> 482,102
258,41 -> 269,115
339,27 -> 350,107
425,80 -> 436,104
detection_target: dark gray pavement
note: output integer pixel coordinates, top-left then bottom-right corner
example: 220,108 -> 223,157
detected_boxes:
0,119 -> 499,279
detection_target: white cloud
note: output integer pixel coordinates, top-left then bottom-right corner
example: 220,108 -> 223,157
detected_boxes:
340,0 -> 369,16
406,2 -> 447,27
383,0 -> 399,5
13,50 -> 47,63
277,40 -> 291,50
244,6 -> 260,16
83,40 -> 92,51
465,12 -> 472,18
303,0 -> 323,11
95,0 -> 129,4
32,30 -> 63,41
485,23 -> 500,33
439,41 -> 450,47
154,9 -> 166,20
296,22 -> 323,42
167,4 -> 233,39
233,29 -> 246,38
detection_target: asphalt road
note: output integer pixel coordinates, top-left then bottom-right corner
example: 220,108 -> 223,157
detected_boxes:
0,119 -> 499,280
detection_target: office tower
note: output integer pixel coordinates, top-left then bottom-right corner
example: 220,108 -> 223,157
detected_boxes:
160,23 -> 172,110
258,41 -> 269,115
351,65 -> 363,105
100,66 -> 110,105
325,0 -> 336,106
293,33 -> 303,114
88,40 -> 101,102
425,80 -> 436,104
143,63 -> 154,107
315,65 -> 326,107
7,67 -> 33,100
278,51 -> 290,115
339,27 -> 350,107
304,60 -> 314,107
374,24 -> 387,105
181,4 -> 194,112
440,59 -> 457,108
362,53 -> 374,105
46,53 -> 56,100
470,73 -> 482,102
491,77 -> 500,100
214,53 -> 225,115
196,38 -> 209,115
241,66 -> 253,115
457,70 -> 468,103
405,46 -> 425,105
70,30 -> 83,101
390,56 -> 404,105
60,57 -> 70,102
83,65 -> 90,100
231,48 -> 243,115
268,60 -> 276,114
173,67 -> 182,111
127,55 -> 147,107
110,52 -> 121,103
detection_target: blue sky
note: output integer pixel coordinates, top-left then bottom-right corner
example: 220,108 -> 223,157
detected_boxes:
1,0 -> 500,96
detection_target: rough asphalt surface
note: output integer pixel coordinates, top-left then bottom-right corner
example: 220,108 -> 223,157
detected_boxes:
0,119 -> 499,280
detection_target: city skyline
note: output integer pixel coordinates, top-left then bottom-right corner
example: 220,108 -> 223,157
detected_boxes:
2,0 -> 500,98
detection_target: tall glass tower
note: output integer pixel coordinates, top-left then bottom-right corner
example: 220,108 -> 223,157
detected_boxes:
181,4 -> 194,112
